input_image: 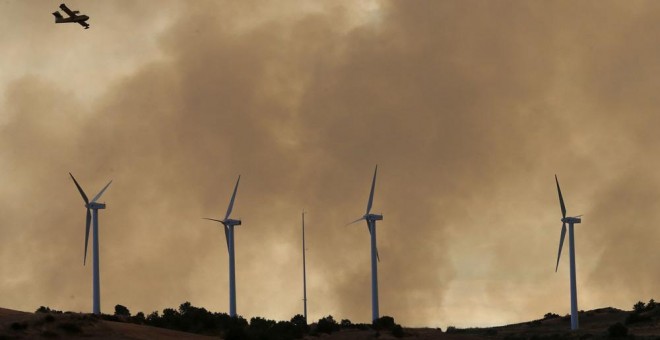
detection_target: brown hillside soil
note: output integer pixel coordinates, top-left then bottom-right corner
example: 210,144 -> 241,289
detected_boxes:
2,306 -> 660,339
317,308 -> 660,339
421,308 -> 660,339
0,308 -> 215,339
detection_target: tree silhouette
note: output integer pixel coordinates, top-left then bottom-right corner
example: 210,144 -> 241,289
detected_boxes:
316,315 -> 339,334
114,304 -> 130,317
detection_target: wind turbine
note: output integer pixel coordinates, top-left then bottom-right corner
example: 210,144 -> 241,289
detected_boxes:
348,165 -> 382,322
554,175 -> 581,330
204,175 -> 241,317
69,173 -> 112,315
302,210 -> 308,322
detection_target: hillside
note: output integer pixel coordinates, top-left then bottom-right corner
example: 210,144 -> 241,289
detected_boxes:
0,307 -> 214,339
2,301 -> 660,339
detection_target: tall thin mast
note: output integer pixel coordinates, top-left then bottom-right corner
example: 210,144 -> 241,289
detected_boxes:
302,210 -> 308,321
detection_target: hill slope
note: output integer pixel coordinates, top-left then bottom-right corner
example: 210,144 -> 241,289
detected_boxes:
2,303 -> 660,339
0,308 -> 214,339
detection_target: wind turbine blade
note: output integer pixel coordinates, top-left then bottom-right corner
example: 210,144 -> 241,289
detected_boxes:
83,208 -> 91,265
346,216 -> 365,226
555,223 -> 566,272
203,218 -> 229,251
225,175 -> 241,220
555,175 -> 566,219
90,180 -> 113,203
366,165 -> 378,214
367,222 -> 381,262
224,225 -> 230,253
69,173 -> 89,204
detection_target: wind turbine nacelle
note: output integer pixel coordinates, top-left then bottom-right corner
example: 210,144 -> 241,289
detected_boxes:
562,217 -> 581,224
365,214 -> 383,221
225,218 -> 241,226
87,202 -> 106,209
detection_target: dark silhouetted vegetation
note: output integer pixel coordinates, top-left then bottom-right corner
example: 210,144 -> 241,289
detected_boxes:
626,299 -> 655,325
35,306 -> 62,314
340,318 -> 352,328
373,316 -> 405,337
24,298 -> 658,340
332,318 -> 371,331
608,322 -> 628,338
140,302 -> 247,336
373,315 -> 395,330
316,315 -> 339,334
289,314 -> 308,337
133,311 -> 145,324
391,324 -> 404,337
114,304 -> 130,317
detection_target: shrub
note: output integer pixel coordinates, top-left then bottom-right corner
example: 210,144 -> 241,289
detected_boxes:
633,301 -> 645,313
608,322 -> 628,338
132,312 -> 145,324
316,315 -> 339,334
340,319 -> 353,328
544,312 -> 560,319
290,314 -> 309,336
392,324 -> 404,338
249,316 -> 275,332
36,306 -> 62,314
373,316 -> 396,331
114,304 -> 131,317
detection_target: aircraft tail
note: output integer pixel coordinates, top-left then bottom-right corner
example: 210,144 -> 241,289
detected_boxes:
52,11 -> 63,21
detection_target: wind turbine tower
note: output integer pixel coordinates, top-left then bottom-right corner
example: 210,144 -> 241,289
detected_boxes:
204,175 -> 242,317
348,165 -> 382,322
69,173 -> 112,315
302,210 -> 308,321
554,175 -> 582,330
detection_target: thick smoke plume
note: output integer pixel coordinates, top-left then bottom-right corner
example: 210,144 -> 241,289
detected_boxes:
1,1 -> 660,327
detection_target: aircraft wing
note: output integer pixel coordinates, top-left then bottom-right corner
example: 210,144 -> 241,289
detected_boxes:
59,3 -> 76,17
77,20 -> 89,29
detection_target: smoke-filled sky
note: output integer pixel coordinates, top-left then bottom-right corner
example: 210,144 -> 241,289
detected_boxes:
2,0 -> 660,328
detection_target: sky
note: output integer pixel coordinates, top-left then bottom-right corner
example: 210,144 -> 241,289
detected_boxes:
1,0 -> 659,328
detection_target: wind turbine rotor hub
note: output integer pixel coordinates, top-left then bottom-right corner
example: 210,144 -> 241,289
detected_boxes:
561,217 -> 581,224
365,214 -> 383,221
224,218 -> 241,226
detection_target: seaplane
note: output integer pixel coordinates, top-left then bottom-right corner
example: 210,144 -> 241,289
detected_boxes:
52,3 -> 89,29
